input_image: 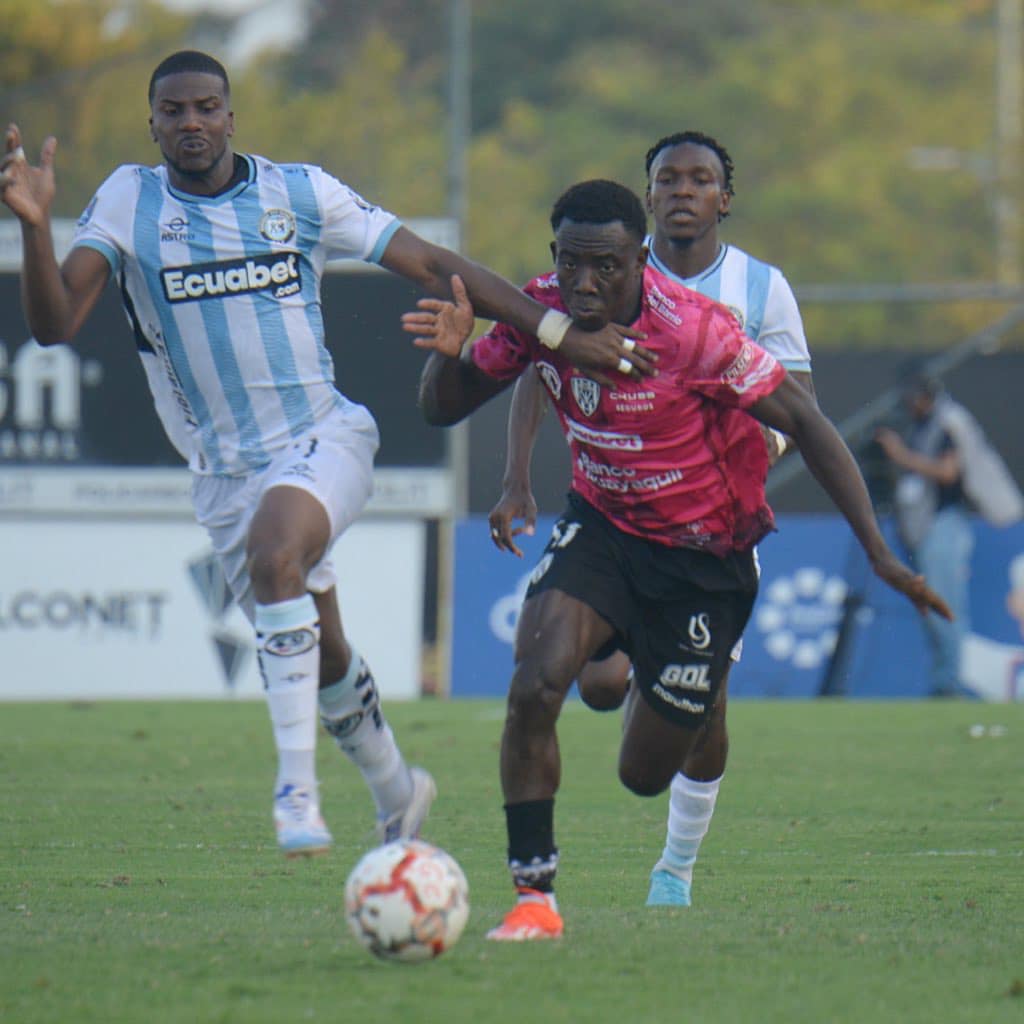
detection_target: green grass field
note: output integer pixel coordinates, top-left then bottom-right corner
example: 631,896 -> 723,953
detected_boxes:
1,698 -> 1021,1024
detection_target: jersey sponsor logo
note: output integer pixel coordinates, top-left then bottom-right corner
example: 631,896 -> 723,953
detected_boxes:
652,683 -> 705,715
259,208 -> 297,243
566,417 -> 642,451
646,282 -> 683,326
722,341 -> 755,384
658,663 -> 711,692
534,274 -> 559,290
609,388 -> 656,414
577,451 -> 682,495
571,376 -> 601,417
161,252 -> 302,303
536,361 -> 562,399
161,215 -> 195,243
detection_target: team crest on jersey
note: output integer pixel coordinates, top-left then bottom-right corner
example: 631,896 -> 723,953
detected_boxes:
259,208 -> 297,243
571,377 -> 601,417
536,361 -> 562,399
726,304 -> 745,329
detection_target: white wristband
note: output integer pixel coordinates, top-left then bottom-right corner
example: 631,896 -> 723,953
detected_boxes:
768,428 -> 788,457
537,309 -> 573,350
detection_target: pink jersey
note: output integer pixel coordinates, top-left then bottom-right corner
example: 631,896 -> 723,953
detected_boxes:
471,265 -> 787,553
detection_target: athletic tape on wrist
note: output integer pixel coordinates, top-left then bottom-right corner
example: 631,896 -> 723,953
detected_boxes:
537,309 -> 573,350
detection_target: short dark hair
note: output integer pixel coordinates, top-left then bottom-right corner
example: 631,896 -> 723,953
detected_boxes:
549,179 -> 647,241
148,50 -> 230,105
644,130 -> 736,200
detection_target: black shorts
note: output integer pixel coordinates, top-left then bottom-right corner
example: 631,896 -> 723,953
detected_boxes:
525,492 -> 758,728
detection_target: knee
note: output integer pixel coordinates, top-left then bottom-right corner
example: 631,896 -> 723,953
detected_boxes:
618,758 -> 671,798
246,538 -> 306,595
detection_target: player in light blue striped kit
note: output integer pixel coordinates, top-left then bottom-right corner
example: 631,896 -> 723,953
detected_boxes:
0,50 -> 654,857
488,131 -> 818,906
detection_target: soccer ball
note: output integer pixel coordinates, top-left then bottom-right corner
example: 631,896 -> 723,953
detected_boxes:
344,839 -> 469,963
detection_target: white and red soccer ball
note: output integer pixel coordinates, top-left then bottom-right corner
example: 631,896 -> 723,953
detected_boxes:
344,839 -> 469,963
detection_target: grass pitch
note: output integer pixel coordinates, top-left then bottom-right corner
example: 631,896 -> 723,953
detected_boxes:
1,698 -> 1021,1024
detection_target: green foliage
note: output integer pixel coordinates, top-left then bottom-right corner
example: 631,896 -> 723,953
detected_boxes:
2,0 -> 1022,349
1,699 -> 1022,1022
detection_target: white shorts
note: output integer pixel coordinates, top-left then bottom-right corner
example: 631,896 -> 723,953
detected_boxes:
191,403 -> 380,621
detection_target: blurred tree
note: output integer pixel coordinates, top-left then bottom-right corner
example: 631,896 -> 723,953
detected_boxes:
2,0 -> 1020,351
1,0 -> 190,216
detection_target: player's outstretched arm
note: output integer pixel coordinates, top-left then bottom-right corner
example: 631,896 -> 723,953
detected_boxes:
0,124 -> 109,345
749,375 -> 953,621
411,275 -> 511,425
382,226 -> 654,386
488,369 -> 545,557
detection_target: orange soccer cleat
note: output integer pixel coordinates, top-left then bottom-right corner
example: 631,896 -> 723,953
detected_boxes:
486,888 -> 564,941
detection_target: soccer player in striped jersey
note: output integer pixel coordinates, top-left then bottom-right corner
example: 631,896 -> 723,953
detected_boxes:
0,50 -> 654,858
410,178 -> 949,941
486,132 -> 817,908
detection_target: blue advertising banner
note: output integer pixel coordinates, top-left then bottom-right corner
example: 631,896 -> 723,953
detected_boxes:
452,515 -> 1024,701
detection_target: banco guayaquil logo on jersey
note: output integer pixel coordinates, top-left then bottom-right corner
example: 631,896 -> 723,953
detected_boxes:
259,208 -> 297,243
571,377 -> 601,417
755,567 -> 848,670
161,252 -> 302,303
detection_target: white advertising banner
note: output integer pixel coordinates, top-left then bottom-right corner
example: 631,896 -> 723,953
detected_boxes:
0,518 -> 424,701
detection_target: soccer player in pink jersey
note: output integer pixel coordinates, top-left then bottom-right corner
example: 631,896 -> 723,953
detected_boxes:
489,131 -> 818,910
406,179 -> 950,942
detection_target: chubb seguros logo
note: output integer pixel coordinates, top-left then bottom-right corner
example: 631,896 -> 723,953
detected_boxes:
754,568 -> 849,670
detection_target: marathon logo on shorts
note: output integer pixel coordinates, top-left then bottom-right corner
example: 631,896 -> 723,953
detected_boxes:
652,683 -> 705,715
161,251 -> 302,303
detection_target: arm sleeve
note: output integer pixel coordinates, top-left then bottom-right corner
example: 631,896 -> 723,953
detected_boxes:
469,321 -> 533,381
687,306 -> 787,408
70,166 -> 138,276
757,269 -> 811,373
314,168 -> 401,264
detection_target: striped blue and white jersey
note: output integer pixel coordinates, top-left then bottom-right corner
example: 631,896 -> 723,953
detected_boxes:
72,154 -> 401,475
646,241 -> 811,373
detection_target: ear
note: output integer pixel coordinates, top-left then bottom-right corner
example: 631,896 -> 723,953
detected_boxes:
549,240 -> 557,265
149,116 -> 156,143
644,185 -> 653,213
718,189 -> 732,220
226,110 -> 235,138
638,243 -> 649,270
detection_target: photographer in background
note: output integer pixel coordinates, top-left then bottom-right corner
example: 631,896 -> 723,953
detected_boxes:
876,373 -> 1023,697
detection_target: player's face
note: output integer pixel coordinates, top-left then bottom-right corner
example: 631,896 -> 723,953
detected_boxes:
646,142 -> 730,243
551,220 -> 647,330
149,72 -> 234,184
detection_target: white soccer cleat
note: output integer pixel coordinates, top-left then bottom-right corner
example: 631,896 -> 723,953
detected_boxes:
375,766 -> 437,844
273,783 -> 333,858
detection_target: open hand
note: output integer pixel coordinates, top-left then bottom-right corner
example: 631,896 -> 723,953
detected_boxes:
401,273 -> 475,357
0,124 -> 58,227
872,551 -> 953,621
487,484 -> 538,557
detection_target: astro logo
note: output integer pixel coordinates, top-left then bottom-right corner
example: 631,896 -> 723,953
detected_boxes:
161,252 -> 301,303
754,568 -> 848,670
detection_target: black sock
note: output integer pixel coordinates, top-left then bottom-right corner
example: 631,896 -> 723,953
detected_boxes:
505,799 -> 558,893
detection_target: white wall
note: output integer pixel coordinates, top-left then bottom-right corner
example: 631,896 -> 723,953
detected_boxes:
0,518 -> 425,700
